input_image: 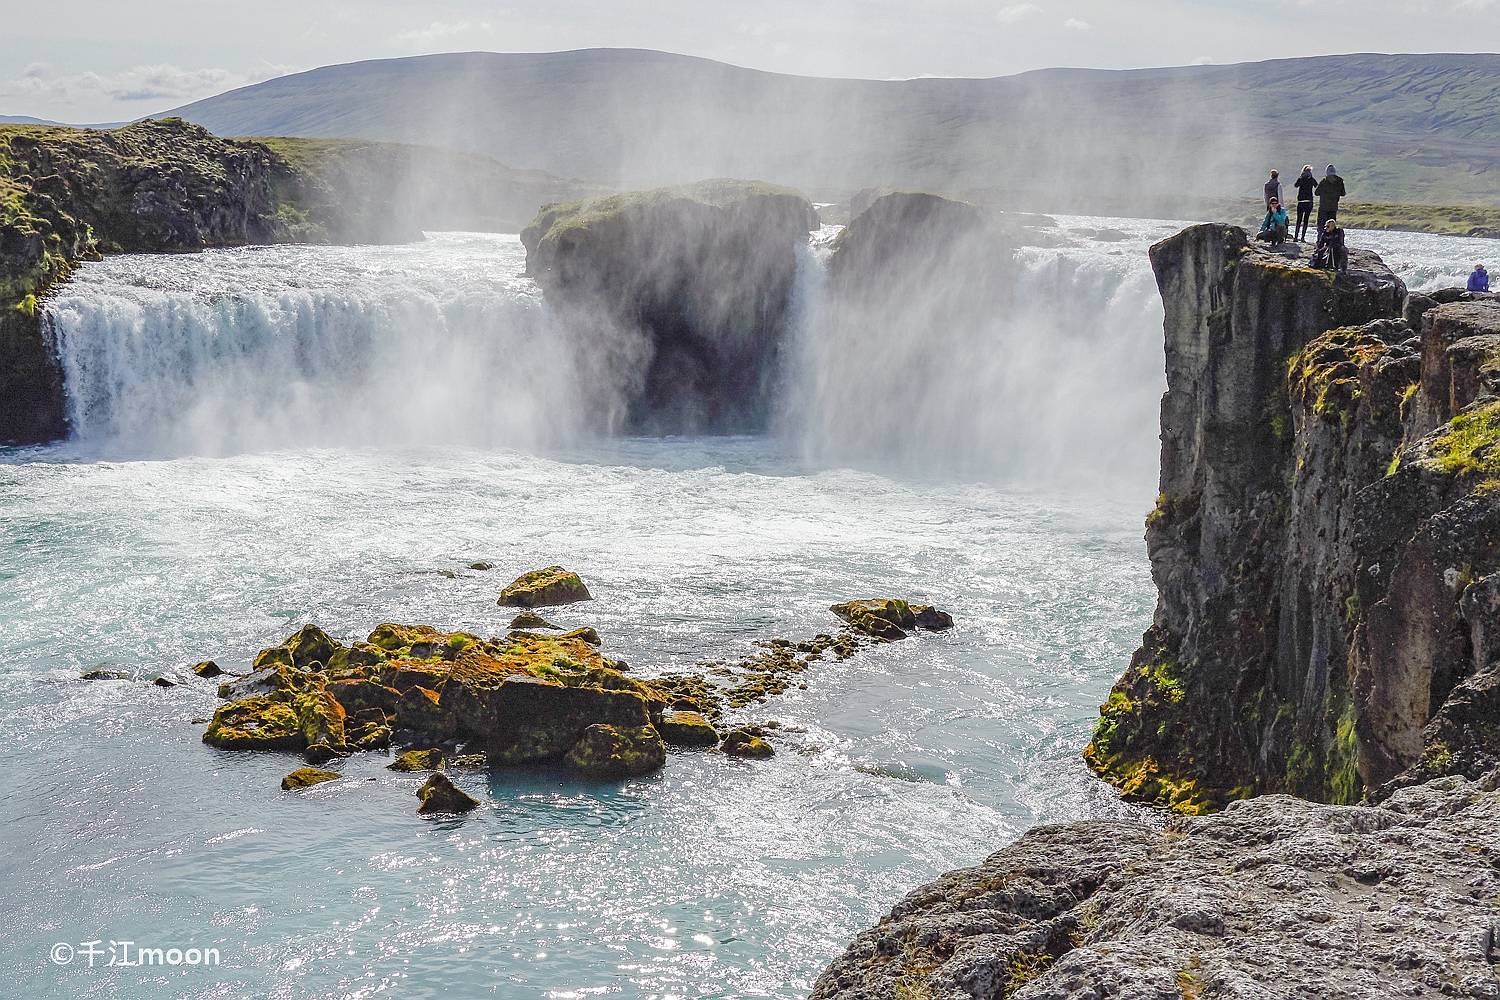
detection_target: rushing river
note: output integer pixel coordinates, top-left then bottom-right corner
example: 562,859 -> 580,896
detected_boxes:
1,217 -> 1487,999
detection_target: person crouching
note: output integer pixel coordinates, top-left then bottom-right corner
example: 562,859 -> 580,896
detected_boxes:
1312,218 -> 1347,272
1257,198 -> 1289,245
1469,263 -> 1490,293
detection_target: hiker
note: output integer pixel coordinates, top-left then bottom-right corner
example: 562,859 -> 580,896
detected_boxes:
1312,218 -> 1347,272
1264,169 -> 1283,210
1470,263 -> 1491,293
1293,165 -> 1317,241
1315,164 -> 1346,232
1256,198 -> 1289,245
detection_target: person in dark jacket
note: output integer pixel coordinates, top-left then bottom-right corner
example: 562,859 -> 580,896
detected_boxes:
1264,169 -> 1283,210
1470,264 -> 1491,292
1312,219 -> 1347,272
1315,164 -> 1346,232
1293,165 -> 1318,242
1257,198 -> 1289,245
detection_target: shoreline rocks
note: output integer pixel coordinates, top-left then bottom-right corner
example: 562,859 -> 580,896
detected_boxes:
813,768 -> 1500,1000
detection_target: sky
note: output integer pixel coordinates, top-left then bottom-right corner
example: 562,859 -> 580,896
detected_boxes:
3,0 -> 1497,122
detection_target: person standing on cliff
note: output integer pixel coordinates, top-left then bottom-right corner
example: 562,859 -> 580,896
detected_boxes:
1263,169 -> 1283,210
1293,165 -> 1318,241
1313,218 -> 1347,272
1470,264 -> 1491,293
1315,164 -> 1346,232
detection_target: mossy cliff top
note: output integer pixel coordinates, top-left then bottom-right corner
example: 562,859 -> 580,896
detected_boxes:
521,178 -> 816,280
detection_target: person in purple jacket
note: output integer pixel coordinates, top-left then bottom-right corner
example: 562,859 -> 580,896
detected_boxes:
1468,264 -> 1490,293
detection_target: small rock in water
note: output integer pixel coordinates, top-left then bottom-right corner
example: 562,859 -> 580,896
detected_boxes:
657,710 -> 720,748
468,561 -> 494,571
388,748 -> 446,772
192,660 -> 228,679
721,729 -> 775,759
911,605 -> 955,631
416,773 -> 479,814
508,610 -> 559,630
281,767 -> 339,790
80,669 -> 132,681
498,565 -> 592,608
152,677 -> 178,688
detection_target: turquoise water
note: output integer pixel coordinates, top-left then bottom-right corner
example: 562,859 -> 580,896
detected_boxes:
0,438 -> 1151,999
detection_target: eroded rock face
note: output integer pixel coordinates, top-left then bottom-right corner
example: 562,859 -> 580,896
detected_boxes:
1087,225 -> 1500,810
520,179 -> 818,433
813,769 -> 1500,1000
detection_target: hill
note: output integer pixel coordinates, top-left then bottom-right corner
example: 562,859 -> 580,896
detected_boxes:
166,48 -> 1500,212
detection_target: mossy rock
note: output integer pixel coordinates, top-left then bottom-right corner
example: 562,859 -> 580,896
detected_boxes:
80,669 -> 132,681
388,747 -> 446,772
348,720 -> 392,751
509,625 -> 601,646
416,773 -> 479,814
721,729 -> 775,759
508,611 -> 559,630
563,724 -> 667,779
376,657 -> 454,693
832,598 -> 916,632
293,688 -> 347,755
203,695 -> 304,751
658,710 -> 720,748
460,675 -> 654,764
498,566 -> 592,608
217,664 -> 321,701
192,660 -> 228,678
281,766 -> 339,790
326,678 -> 401,716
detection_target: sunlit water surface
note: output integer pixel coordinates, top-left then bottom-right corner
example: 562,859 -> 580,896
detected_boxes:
2,215 -> 1478,999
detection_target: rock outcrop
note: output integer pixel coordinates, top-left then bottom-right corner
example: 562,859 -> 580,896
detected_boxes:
812,768 -> 1500,1000
520,179 -> 819,433
1087,225 -> 1500,811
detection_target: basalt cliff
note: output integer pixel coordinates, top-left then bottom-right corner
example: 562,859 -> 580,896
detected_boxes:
1084,225 -> 1499,813
814,224 -> 1500,999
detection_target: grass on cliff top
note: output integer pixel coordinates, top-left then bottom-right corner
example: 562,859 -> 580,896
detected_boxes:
1215,195 -> 1500,239
1429,400 -> 1500,479
526,178 -> 807,244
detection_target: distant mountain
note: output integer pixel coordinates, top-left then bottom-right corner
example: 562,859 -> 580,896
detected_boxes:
168,49 -> 1500,211
0,115 -> 64,126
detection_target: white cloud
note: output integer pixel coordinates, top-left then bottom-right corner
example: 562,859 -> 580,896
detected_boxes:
0,64 -> 294,107
395,19 -> 496,49
1191,55 -> 1214,65
1453,0 -> 1496,10
996,4 -> 1042,23
1063,17 -> 1092,30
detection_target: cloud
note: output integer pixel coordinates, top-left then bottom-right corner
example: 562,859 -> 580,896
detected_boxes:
1,63 -> 294,106
1453,0 -> 1496,9
995,4 -> 1042,23
1191,55 -> 1214,65
1063,17 -> 1092,30
395,19 -> 496,48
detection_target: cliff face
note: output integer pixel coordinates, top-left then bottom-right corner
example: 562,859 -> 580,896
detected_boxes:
521,180 -> 818,433
1087,223 -> 1500,811
813,768 -> 1500,1000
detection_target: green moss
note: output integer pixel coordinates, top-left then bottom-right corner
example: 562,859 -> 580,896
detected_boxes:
1427,401 -> 1500,480
1329,701 -> 1362,804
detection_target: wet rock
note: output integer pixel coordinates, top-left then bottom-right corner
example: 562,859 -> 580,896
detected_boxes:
657,709 -> 720,747
454,675 -> 653,764
203,696 -> 305,751
721,729 -> 775,758
394,685 -> 455,743
508,611 -> 559,630
217,664 -> 320,701
831,599 -> 911,642
388,747 -> 446,772
192,660 -> 227,679
497,566 -> 593,607
468,561 -> 494,571
283,624 -> 340,669
346,717 -> 392,751
281,766 -> 339,790
294,688 -> 346,750
563,724 -> 667,779
911,604 -> 955,631
511,625 -> 600,647
80,669 -> 132,681
416,772 -> 479,814
151,677 -> 177,688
